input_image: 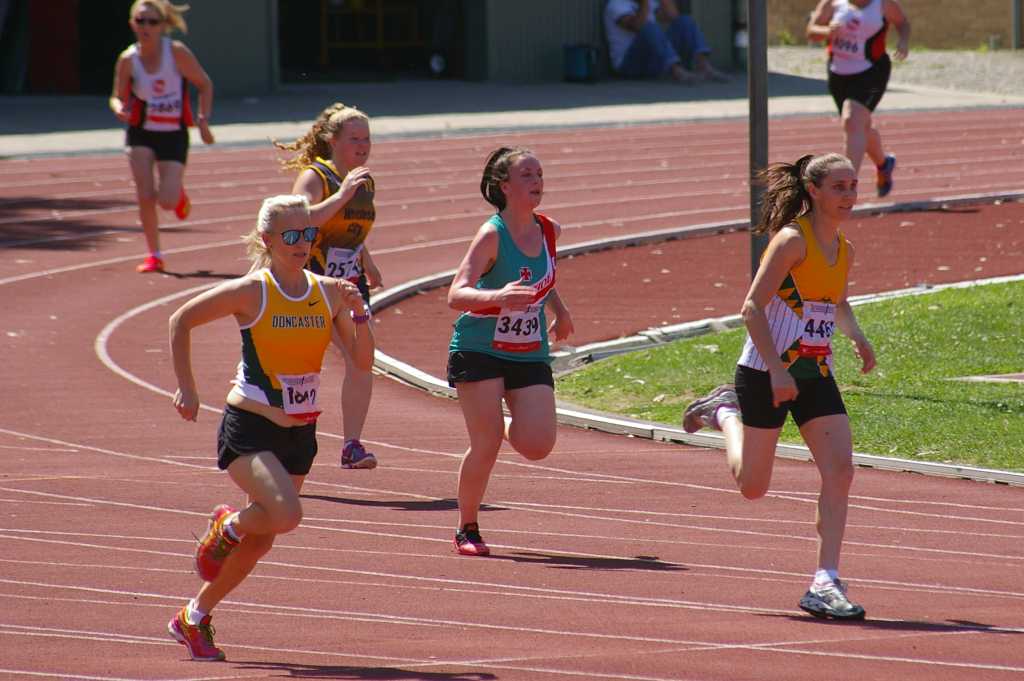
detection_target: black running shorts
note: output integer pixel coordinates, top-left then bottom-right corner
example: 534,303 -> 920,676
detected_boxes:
216,404 -> 318,475
734,364 -> 847,429
447,350 -> 554,390
125,126 -> 189,163
827,54 -> 891,113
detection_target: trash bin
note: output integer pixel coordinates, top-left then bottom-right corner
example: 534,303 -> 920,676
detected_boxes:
563,43 -> 599,83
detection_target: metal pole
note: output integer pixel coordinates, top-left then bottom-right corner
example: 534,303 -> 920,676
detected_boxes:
747,0 -> 769,278
1013,0 -> 1022,49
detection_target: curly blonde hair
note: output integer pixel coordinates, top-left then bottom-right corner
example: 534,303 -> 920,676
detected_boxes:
273,102 -> 369,171
129,0 -> 189,34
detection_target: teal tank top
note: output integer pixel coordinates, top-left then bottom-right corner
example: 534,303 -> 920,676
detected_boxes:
449,213 -> 557,363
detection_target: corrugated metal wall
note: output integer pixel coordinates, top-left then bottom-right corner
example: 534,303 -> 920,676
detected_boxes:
484,0 -> 606,81
481,0 -> 734,81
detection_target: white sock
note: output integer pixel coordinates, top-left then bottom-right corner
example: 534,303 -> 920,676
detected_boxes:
185,598 -> 208,625
223,512 -> 243,542
715,404 -> 739,427
813,568 -> 839,587
151,251 -> 162,259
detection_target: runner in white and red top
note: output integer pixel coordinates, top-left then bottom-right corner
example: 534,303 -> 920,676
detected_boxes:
109,0 -> 215,273
806,0 -> 910,197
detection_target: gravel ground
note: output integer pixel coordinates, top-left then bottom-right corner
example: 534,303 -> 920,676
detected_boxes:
768,46 -> 1024,97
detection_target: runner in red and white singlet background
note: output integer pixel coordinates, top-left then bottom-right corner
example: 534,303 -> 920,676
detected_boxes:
109,0 -> 215,273
807,0 -> 910,198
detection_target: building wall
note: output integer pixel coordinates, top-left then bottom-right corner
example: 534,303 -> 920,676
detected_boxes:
480,0 -> 734,81
184,0 -> 277,96
767,0 -> 1021,50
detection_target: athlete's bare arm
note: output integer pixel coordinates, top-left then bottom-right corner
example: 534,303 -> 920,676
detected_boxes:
168,276 -> 262,420
109,52 -> 133,123
171,41 -> 215,143
806,0 -> 836,41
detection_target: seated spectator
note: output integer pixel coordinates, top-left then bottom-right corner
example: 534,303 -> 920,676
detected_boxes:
605,0 -> 728,83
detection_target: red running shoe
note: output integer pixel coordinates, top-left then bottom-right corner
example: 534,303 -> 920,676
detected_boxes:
454,522 -> 490,556
167,607 -> 226,661
195,504 -> 239,582
135,255 -> 164,273
174,187 -> 191,220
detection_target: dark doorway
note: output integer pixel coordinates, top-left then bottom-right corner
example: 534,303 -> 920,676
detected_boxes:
0,0 -> 132,94
278,0 -> 466,82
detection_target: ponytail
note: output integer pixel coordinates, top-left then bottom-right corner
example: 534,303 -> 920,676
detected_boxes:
480,146 -> 532,210
753,152 -> 853,235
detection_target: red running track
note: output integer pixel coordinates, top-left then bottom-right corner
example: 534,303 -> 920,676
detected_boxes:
1,109 -> 1023,680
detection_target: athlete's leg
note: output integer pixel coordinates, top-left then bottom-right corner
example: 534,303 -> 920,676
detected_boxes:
195,454 -> 305,612
503,384 -> 557,461
865,124 -> 886,168
454,378 -> 505,527
840,99 -> 872,174
799,413 -> 854,574
338,335 -> 373,443
720,413 -> 783,500
127,146 -> 159,254
155,160 -> 185,212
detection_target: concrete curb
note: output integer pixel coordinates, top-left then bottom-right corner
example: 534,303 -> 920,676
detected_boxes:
368,194 -> 1024,488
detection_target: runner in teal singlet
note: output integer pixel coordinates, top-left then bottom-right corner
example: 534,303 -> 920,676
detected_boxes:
446,147 -> 574,556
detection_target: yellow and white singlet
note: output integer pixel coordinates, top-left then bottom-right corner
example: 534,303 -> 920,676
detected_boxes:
737,216 -> 850,379
229,269 -> 333,421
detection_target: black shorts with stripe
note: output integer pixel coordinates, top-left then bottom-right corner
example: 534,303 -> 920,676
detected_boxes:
125,126 -> 189,163
827,54 -> 891,113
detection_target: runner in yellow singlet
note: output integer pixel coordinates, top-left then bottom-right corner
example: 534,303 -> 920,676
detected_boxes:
683,153 -> 877,621
275,103 -> 382,469
166,194 -> 373,661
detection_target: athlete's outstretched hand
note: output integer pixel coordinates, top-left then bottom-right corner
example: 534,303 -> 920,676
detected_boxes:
334,278 -> 368,317
768,367 -> 798,407
495,274 -> 536,311
854,338 -> 876,374
173,386 -> 200,421
339,166 -> 372,204
548,308 -> 574,342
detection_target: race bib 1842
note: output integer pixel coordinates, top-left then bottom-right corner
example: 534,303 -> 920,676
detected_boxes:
277,372 -> 321,422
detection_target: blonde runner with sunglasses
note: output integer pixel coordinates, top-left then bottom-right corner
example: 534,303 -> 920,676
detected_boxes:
166,195 -> 373,661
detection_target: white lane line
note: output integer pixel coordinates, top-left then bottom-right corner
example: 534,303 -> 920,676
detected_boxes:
3,519 -> 1024,601
1,591 -> 1022,677
0,665 -> 251,681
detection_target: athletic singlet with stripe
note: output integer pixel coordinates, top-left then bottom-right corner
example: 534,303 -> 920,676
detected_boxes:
827,0 -> 888,76
737,216 -> 850,379
449,213 -> 558,362
229,269 -> 334,416
127,37 -> 193,131
306,157 -> 376,281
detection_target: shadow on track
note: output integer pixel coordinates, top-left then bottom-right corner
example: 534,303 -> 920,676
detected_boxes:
762,613 -> 1021,634
230,661 -> 497,680
488,550 -> 686,572
302,494 -> 509,515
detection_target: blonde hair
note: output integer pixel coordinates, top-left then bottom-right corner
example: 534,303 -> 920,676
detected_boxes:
243,195 -> 311,270
274,102 -> 369,171
130,0 -> 190,34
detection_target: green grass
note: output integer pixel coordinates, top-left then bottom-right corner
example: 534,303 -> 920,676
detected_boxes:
557,281 -> 1024,471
